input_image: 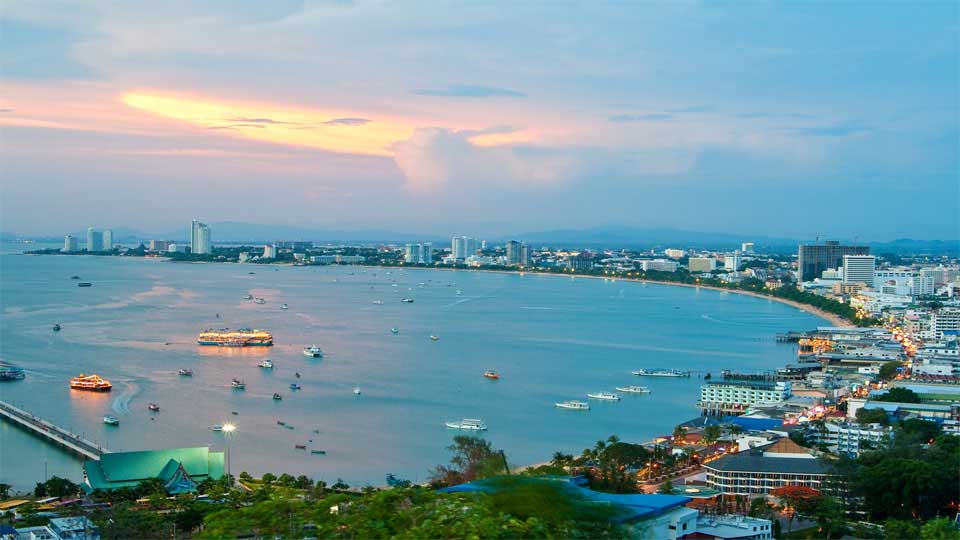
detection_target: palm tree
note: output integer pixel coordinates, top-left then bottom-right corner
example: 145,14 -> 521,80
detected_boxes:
673,425 -> 686,442
607,434 -> 621,445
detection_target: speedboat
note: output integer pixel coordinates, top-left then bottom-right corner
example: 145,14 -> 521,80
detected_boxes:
53,323 -> 61,332
445,418 -> 487,431
210,424 -> 224,431
258,359 -> 274,369
353,385 -> 361,395
254,298 -> 266,304
244,294 -> 253,300
430,335 -> 439,341
400,298 -> 414,303
78,282 -> 92,287
615,385 -> 651,394
281,303 -> 289,310
178,368 -> 193,376
587,392 -> 621,401
290,383 -> 301,390
147,403 -> 160,411
390,328 -> 399,335
295,444 -> 307,450
483,370 -> 500,380
311,449 -> 326,455
273,393 -> 282,400
231,379 -> 246,389
555,400 -> 590,410
103,415 -> 120,426
302,345 -> 323,357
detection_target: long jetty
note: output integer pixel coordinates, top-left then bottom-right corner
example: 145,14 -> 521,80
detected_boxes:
0,400 -> 107,461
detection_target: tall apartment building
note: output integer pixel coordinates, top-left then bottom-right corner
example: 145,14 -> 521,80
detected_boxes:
86,228 -> 103,251
262,244 -> 277,259
724,253 -> 742,271
931,308 -> 960,339
102,229 -> 114,251
797,241 -> 869,282
451,236 -> 479,261
842,255 -> 876,285
505,240 -> 522,265
404,243 -> 433,264
190,220 -> 211,255
63,234 -> 78,252
741,242 -> 755,253
520,244 -> 532,267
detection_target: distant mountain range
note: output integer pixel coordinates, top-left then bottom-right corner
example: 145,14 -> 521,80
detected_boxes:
4,223 -> 957,254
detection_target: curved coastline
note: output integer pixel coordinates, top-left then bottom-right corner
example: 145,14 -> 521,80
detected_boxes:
395,266 -> 852,328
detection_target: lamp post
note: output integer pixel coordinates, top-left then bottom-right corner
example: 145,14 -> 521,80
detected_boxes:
222,423 -> 236,484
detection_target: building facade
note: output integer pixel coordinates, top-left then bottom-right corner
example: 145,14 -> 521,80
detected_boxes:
842,255 -> 875,285
797,241 -> 869,282
86,228 -> 103,252
190,219 -> 211,255
698,381 -> 792,415
404,243 -> 433,264
101,229 -> 113,251
63,234 -> 78,252
640,259 -> 679,272
806,422 -> 893,456
688,257 -> 717,273
704,440 -> 837,496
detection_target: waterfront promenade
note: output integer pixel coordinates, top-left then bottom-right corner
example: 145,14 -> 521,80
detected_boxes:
0,400 -> 106,461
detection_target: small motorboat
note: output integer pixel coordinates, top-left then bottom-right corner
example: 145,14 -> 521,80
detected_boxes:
258,359 -> 274,369
272,393 -> 282,400
277,420 -> 286,426
390,328 -> 399,335
353,385 -> 361,395
103,415 -> 120,426
244,294 -> 253,300
484,370 -> 500,380
211,424 -> 224,431
231,411 -> 239,415
53,323 -> 61,332
290,383 -> 301,390
254,298 -> 266,304
231,379 -> 246,389
704,373 -> 712,380
295,444 -> 307,450
147,403 -> 160,411
295,372 -> 301,378
372,300 -> 384,305
430,335 -> 439,341
70,275 -> 81,280
248,272 -> 255,275
400,298 -> 414,303
178,368 -> 193,376
302,345 -> 323,357
281,303 -> 289,310
283,424 -> 294,430
78,282 -> 92,287
311,449 -> 327,455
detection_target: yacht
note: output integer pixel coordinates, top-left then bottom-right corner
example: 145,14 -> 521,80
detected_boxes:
178,368 -> 193,377
445,418 -> 488,431
483,370 -> 500,380
555,400 -> 590,410
302,345 -> 323,357
272,393 -> 282,401
280,303 -> 289,310
231,379 -> 246,389
587,392 -> 621,401
615,385 -> 651,394
103,415 -> 120,426
258,359 -> 274,369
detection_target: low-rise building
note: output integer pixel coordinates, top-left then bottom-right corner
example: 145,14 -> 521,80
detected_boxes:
688,257 -> 717,273
806,422 -> 893,456
698,382 -> 792,416
703,439 -> 837,496
682,514 -> 774,539
640,259 -> 679,272
83,447 -> 224,494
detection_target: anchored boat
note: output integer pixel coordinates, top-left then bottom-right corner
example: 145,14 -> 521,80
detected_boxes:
631,369 -> 690,378
483,370 -> 500,380
70,374 -> 112,392
103,415 -> 120,426
555,400 -> 590,410
445,418 -> 488,431
587,392 -> 621,401
615,385 -> 651,394
302,345 -> 323,357
258,359 -> 274,369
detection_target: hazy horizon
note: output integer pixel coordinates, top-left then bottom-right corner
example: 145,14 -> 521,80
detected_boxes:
2,2 -> 958,239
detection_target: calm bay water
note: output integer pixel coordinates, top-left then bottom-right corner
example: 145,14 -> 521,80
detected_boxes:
0,251 -> 824,491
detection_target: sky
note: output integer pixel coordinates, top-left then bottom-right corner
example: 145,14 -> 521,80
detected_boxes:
1,1 -> 958,240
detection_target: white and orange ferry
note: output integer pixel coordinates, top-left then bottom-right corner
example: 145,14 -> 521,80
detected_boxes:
70,374 -> 112,392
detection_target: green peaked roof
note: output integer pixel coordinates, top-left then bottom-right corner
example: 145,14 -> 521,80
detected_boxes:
84,447 -> 224,493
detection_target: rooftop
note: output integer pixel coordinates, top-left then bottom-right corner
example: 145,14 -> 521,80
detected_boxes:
704,448 -> 830,475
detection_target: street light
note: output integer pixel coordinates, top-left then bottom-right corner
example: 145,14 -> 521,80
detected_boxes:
223,423 -> 236,484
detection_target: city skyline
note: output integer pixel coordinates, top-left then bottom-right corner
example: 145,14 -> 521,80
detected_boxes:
1,2 -> 957,239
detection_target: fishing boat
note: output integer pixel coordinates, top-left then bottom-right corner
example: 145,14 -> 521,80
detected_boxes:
178,368 -> 193,376
253,298 -> 266,304
430,335 -> 439,341
615,385 -> 651,394
258,359 -> 274,369
70,374 -> 112,392
290,383 -> 301,390
353,385 -> 361,395
631,369 -> 690,378
295,444 -> 307,450
147,403 -> 160,411
103,415 -> 120,426
53,323 -> 61,332
272,393 -> 282,400
445,418 -> 487,431
210,424 -> 224,431
281,303 -> 289,310
555,400 -> 590,410
310,449 -> 326,455
390,328 -> 399,334
483,370 -> 500,380
244,294 -> 253,300
302,345 -> 323,357
400,298 -> 414,303
77,282 -> 92,287
231,379 -> 246,389
587,392 -> 621,401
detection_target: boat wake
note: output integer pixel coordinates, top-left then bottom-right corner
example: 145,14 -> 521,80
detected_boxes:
112,381 -> 139,414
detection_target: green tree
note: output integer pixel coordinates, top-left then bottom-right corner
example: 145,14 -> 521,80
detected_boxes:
875,387 -> 921,403
703,425 -> 722,444
883,519 -> 920,540
657,480 -> 676,494
920,517 -> 960,540
0,483 -> 10,500
811,496 -> 846,538
877,361 -> 902,381
260,473 -> 276,485
277,473 -> 296,487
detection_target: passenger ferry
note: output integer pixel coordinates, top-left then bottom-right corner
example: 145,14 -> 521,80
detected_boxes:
70,374 -> 112,392
483,370 -> 500,380
103,415 -> 119,426
197,328 -> 273,347
445,418 -> 488,431
631,369 -> 690,378
0,364 -> 25,381
615,385 -> 651,394
555,400 -> 590,410
587,392 -> 621,401
258,359 -> 274,369
302,345 -> 323,357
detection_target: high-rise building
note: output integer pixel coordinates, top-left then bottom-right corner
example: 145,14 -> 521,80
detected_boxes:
102,229 -> 114,251
63,234 -> 78,252
505,240 -> 522,266
404,243 -> 433,264
191,220 -> 211,255
688,257 -> 717,273
520,244 -> 532,267
741,242 -> 755,254
842,255 -> 876,285
797,241 -> 869,282
86,228 -> 103,252
263,244 -> 277,259
724,254 -> 742,271
451,236 -> 479,261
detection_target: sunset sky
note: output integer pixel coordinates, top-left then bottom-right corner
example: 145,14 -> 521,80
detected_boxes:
2,1 -> 957,239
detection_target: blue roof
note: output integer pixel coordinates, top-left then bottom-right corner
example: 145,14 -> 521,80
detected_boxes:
722,416 -> 783,431
439,476 -> 690,523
